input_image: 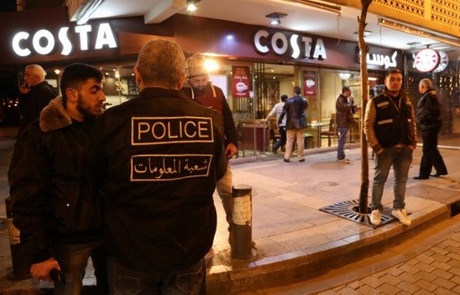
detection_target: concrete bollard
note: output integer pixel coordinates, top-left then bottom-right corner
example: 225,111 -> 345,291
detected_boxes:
231,184 -> 253,259
5,197 -> 31,280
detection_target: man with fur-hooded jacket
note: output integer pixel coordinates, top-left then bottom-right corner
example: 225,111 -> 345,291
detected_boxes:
8,63 -> 107,294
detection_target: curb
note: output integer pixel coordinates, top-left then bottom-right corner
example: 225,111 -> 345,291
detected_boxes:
206,203 -> 451,294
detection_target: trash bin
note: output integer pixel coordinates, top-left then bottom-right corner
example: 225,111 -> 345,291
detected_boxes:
231,184 -> 253,259
5,196 -> 31,280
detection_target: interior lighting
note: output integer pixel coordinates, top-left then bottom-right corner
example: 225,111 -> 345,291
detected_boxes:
204,59 -> 219,72
338,73 -> 351,80
187,0 -> 198,12
266,12 -> 287,26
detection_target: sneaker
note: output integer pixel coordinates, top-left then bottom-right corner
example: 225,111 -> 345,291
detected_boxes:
392,209 -> 411,226
338,158 -> 350,164
370,210 -> 381,226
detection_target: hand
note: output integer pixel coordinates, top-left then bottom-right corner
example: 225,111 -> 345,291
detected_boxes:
225,143 -> 238,159
30,257 -> 61,281
20,84 -> 30,94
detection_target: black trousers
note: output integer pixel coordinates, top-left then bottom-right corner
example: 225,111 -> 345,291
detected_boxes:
419,126 -> 447,177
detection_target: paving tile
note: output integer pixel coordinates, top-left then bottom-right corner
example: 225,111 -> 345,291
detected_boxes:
432,276 -> 457,291
414,279 -> 438,292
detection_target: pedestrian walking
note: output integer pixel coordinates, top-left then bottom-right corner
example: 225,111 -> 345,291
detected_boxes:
278,86 -> 308,162
364,68 -> 417,227
413,78 -> 447,179
265,94 -> 288,153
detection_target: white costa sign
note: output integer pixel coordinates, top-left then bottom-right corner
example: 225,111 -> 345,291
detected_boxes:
12,22 -> 117,57
253,29 -> 327,60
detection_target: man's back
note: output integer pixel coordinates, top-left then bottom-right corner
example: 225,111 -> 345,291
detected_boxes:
88,87 -> 227,271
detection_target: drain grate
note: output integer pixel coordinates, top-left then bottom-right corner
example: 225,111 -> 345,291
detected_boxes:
320,199 -> 395,227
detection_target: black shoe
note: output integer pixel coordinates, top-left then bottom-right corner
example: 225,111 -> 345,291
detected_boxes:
299,159 -> 305,162
283,159 -> 290,163
413,176 -> 429,180
430,173 -> 447,177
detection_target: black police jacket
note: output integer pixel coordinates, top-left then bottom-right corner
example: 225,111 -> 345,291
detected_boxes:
86,87 -> 227,272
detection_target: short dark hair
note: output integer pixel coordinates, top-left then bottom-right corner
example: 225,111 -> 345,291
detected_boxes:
342,86 -> 350,93
60,63 -> 103,100
385,68 -> 402,77
294,86 -> 301,95
281,94 -> 288,102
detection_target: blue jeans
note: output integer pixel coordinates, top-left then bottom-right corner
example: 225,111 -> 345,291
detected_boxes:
371,145 -> 413,212
337,127 -> 349,160
274,126 -> 286,150
52,240 -> 102,295
108,258 -> 206,295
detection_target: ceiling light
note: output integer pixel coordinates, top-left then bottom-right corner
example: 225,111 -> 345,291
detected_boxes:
187,0 -> 198,12
266,12 -> 287,26
379,18 -> 460,47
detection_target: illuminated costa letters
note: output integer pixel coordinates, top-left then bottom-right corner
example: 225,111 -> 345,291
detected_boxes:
12,22 -> 117,57
253,29 -> 327,60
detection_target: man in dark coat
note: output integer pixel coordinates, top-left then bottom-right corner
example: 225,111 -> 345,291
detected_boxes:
18,64 -> 57,132
9,63 -> 107,294
278,85 -> 308,162
86,39 -> 227,294
413,78 -> 447,179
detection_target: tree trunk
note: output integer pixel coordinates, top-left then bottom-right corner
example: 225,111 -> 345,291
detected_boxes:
357,0 -> 373,213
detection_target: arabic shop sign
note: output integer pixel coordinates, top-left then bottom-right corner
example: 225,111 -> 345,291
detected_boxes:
12,22 -> 117,57
253,29 -> 327,60
366,51 -> 398,69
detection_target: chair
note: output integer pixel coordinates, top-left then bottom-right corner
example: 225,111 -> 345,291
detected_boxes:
320,114 -> 338,147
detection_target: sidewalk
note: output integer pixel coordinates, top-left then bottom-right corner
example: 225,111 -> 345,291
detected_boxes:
1,127 -> 459,294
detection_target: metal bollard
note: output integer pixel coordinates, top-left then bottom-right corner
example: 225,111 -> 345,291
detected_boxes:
231,184 -> 253,259
5,196 -> 31,280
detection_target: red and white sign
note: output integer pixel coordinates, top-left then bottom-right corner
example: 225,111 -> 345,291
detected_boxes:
232,66 -> 250,98
414,48 -> 440,73
303,72 -> 317,96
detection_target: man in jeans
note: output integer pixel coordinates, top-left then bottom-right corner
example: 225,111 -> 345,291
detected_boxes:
265,94 -> 288,153
9,64 -> 107,294
335,86 -> 357,163
364,68 -> 417,227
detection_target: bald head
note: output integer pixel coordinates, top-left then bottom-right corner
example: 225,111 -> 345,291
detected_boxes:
134,39 -> 186,90
24,64 -> 46,87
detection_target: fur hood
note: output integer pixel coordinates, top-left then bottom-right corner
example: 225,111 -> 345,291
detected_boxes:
39,97 -> 72,133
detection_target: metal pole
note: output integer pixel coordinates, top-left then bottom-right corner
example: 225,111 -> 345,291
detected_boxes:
230,184 -> 253,259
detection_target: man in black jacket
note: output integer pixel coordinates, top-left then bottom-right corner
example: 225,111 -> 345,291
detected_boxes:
413,78 -> 447,179
9,63 -> 107,294
18,64 -> 57,132
86,39 -> 227,294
